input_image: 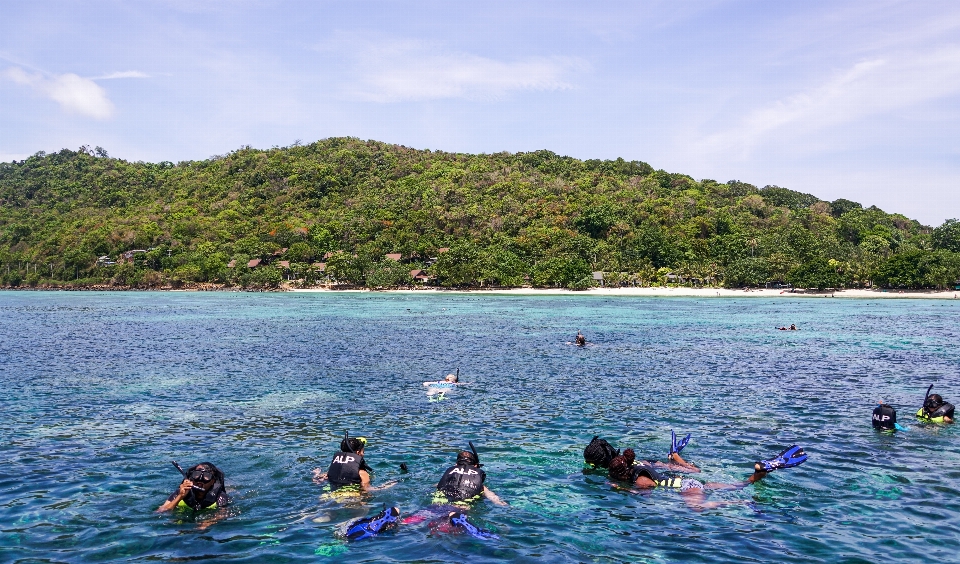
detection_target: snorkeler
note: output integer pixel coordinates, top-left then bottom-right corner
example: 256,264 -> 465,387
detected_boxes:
776,324 -> 798,331
157,461 -> 229,513
399,443 -> 506,540
312,433 -> 397,494
575,331 -> 587,346
917,385 -> 955,423
872,402 -> 901,431
608,445 -> 808,511
433,443 -> 507,507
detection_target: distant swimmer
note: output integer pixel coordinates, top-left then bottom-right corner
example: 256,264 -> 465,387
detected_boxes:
608,445 -> 808,511
575,331 -> 587,346
424,369 -> 463,400
776,324 -> 798,331
917,385 -> 955,423
157,461 -> 230,525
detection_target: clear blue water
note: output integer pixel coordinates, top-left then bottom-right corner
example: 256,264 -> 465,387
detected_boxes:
1,291 -> 958,563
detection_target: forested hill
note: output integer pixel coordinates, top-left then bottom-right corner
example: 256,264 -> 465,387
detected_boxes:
1,138 -> 959,290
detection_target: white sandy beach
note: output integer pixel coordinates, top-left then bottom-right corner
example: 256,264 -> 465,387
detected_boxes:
290,286 -> 960,299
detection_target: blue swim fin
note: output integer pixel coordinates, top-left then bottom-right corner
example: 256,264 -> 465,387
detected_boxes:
346,506 -> 401,540
757,445 -> 808,472
449,512 -> 499,540
670,430 -> 691,456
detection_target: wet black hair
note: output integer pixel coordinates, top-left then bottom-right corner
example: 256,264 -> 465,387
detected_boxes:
584,436 -> 620,468
925,394 -> 945,411
457,450 -> 480,466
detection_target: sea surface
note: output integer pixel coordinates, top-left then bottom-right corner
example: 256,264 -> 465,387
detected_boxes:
1,291 -> 958,563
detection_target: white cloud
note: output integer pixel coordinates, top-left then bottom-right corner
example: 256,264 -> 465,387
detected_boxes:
93,71 -> 150,79
323,35 -> 584,102
4,67 -> 114,119
695,46 -> 960,160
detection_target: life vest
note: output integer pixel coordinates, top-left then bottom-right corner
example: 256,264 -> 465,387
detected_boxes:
631,461 -> 663,483
873,404 -> 897,430
917,402 -> 955,423
327,451 -> 367,489
174,480 -> 227,511
436,464 -> 486,502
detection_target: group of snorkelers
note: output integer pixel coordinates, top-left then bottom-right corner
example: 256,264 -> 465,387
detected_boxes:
872,384 -> 955,430
158,435 -> 507,540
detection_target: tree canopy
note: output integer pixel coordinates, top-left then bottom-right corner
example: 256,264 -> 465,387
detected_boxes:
0,139 -> 957,290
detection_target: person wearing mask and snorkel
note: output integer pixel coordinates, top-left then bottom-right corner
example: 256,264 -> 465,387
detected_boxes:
312,433 -> 397,496
917,385 -> 955,423
157,461 -> 231,529
608,445 -> 808,512
400,443 -> 506,540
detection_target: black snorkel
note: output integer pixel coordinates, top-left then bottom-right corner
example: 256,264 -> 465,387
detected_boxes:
343,430 -> 353,453
469,441 -> 482,467
924,384 -> 935,415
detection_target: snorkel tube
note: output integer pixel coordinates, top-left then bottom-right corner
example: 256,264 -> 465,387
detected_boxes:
343,430 -> 353,453
924,384 -> 935,416
469,441 -> 482,467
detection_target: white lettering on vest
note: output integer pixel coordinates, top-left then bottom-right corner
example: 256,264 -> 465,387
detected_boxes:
333,455 -> 356,464
451,468 -> 478,475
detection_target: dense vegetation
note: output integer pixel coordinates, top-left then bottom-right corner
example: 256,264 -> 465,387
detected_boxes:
1,138 -> 959,290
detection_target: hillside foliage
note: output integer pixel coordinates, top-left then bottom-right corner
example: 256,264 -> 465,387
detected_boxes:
1,139 -> 958,290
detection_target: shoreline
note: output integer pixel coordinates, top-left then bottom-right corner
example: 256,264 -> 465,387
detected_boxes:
2,284 -> 957,299
290,286 -> 960,299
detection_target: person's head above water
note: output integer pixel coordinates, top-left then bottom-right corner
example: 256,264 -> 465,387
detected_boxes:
456,450 -> 481,467
790,324 -> 797,330
186,462 -> 224,492
445,373 -> 459,383
608,449 -> 637,481
925,393 -> 945,411
584,436 -> 619,468
340,436 -> 367,454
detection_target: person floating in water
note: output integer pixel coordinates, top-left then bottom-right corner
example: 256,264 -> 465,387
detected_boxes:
776,324 -> 798,331
157,461 -> 231,528
401,443 -> 505,539
575,331 -> 587,346
424,369 -> 463,400
608,445 -> 808,511
313,433 -> 396,497
917,385 -> 955,423
873,402 -> 900,431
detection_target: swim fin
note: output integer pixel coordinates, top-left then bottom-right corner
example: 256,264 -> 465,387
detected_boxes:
346,506 -> 401,540
449,512 -> 499,540
756,445 -> 808,472
670,430 -> 691,456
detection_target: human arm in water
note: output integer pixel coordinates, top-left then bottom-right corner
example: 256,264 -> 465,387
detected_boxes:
156,478 -> 197,512
653,451 -> 701,473
483,486 -> 508,506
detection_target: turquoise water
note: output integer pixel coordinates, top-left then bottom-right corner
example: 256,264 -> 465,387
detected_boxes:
1,291 -> 958,563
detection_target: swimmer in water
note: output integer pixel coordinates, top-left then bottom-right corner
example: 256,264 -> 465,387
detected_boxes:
575,331 -> 586,346
608,445 -> 808,511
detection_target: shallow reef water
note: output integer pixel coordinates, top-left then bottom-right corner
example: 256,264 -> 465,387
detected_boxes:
0,291 -> 958,563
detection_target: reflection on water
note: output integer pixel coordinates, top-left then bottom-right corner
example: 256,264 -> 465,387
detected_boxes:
1,291 -> 958,563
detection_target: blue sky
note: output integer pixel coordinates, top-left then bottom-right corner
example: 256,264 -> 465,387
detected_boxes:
1,0 -> 958,226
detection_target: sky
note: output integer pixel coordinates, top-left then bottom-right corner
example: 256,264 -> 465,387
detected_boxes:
1,0 -> 958,227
